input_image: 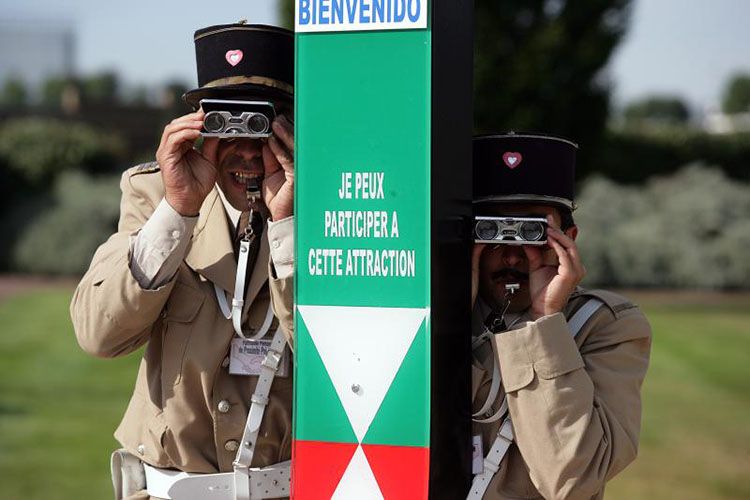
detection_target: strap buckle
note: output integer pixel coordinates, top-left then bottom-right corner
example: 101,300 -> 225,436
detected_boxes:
471,330 -> 492,351
483,456 -> 501,474
498,418 -> 514,442
251,394 -> 269,406
262,351 -> 282,371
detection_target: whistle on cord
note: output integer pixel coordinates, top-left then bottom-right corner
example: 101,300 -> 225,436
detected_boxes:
245,177 -> 262,205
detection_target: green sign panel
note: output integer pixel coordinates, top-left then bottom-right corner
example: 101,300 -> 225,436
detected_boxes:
293,2 -> 433,497
296,31 -> 430,308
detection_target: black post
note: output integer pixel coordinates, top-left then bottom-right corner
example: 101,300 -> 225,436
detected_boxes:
430,0 -> 474,498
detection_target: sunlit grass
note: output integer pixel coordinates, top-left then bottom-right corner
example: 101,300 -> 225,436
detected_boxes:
607,300 -> 750,500
0,289 -> 140,500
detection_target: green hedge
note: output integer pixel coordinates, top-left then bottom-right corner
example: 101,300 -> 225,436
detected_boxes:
7,171 -> 121,275
587,130 -> 750,183
576,164 -> 750,288
0,118 -> 125,187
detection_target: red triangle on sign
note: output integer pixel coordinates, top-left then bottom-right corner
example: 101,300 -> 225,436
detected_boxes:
361,443 -> 430,500
292,440 -> 357,499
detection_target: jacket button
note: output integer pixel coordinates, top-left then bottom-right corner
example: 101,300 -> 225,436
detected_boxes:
218,400 -> 231,413
137,444 -> 145,455
224,440 -> 239,452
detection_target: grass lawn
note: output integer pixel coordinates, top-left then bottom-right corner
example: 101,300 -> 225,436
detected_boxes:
606,293 -> 750,500
0,287 -> 749,499
0,289 -> 140,500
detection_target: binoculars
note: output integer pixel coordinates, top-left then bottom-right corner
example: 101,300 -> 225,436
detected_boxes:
473,216 -> 547,245
201,99 -> 276,138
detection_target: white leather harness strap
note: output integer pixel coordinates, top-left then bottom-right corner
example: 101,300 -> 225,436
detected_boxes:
215,283 -> 232,319
471,312 -> 525,423
473,396 -> 508,425
214,238 -> 274,341
472,334 -> 502,420
467,298 -> 605,499
143,460 -> 290,500
233,326 -> 288,499
566,298 -> 605,341
472,316 -> 520,425
467,419 -> 514,500
231,239 -> 253,338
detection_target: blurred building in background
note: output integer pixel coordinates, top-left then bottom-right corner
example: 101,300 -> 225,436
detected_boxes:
0,18 -> 76,99
703,110 -> 750,134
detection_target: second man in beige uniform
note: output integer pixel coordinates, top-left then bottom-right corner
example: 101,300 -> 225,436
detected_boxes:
469,133 -> 651,500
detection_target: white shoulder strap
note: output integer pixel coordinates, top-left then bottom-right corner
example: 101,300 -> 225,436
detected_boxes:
567,298 -> 605,339
467,298 -> 604,499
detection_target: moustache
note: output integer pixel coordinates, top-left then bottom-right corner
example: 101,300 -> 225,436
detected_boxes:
491,268 -> 529,282
223,154 -> 264,172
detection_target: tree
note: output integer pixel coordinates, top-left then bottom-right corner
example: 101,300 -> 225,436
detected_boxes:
82,71 -> 120,103
722,73 -> 750,114
125,84 -> 150,106
622,95 -> 690,125
279,0 -> 294,29
278,0 -> 633,179
41,76 -> 80,109
1,77 -> 28,107
474,0 -> 632,178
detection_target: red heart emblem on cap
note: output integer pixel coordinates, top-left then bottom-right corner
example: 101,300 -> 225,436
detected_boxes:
502,152 -> 523,169
225,50 -> 244,67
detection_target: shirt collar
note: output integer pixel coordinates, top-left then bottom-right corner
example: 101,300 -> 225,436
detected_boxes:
216,183 -> 242,229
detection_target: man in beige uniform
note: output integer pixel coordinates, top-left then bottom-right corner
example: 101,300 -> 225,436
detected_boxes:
70,23 -> 295,499
469,134 -> 651,499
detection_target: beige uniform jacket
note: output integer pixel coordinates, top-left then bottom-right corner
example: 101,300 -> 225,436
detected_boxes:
472,289 -> 651,500
70,163 -> 295,475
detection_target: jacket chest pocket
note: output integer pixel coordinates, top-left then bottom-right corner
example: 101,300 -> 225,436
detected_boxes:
162,282 -> 204,387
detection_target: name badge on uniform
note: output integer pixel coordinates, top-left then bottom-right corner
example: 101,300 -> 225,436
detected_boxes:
472,435 -> 484,474
230,338 -> 289,377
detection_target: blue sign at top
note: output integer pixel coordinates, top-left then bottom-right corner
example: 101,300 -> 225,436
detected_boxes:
295,0 -> 427,33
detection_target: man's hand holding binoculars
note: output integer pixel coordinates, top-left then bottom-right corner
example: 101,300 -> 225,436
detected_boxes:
156,109 -> 219,217
523,215 -> 586,321
155,109 -> 295,220
262,115 -> 295,221
471,214 -> 586,321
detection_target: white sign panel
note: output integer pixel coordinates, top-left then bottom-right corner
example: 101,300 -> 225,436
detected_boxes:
295,0 -> 428,33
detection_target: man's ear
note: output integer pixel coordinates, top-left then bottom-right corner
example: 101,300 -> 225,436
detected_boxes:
564,225 -> 578,241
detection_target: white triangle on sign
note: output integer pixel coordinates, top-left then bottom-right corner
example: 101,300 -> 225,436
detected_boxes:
331,445 -> 384,499
297,305 -> 427,443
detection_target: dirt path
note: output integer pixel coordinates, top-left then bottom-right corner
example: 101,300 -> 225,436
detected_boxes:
0,274 -> 78,303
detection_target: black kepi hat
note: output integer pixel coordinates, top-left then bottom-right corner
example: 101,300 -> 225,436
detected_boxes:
183,21 -> 293,109
473,132 -> 579,211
